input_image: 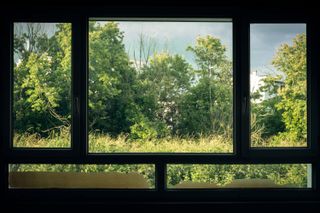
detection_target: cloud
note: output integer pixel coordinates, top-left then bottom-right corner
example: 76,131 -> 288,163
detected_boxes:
93,21 -> 305,73
250,24 -> 306,70
117,21 -> 233,67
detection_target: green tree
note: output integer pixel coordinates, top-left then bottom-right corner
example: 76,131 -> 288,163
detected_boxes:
138,52 -> 193,136
272,34 -> 307,141
13,23 -> 71,134
178,35 -> 232,136
89,21 -> 140,136
251,75 -> 285,139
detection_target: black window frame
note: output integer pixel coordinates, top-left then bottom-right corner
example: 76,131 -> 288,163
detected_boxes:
0,5 -> 319,204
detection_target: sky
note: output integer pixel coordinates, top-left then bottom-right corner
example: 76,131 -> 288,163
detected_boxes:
114,21 -> 306,95
15,21 -> 306,75
250,24 -> 306,75
117,21 -> 232,68
115,21 -> 305,75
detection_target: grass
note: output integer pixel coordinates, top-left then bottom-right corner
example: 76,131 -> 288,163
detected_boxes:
14,128 -> 233,152
13,128 -> 71,148
11,130 -> 309,188
89,133 -> 233,153
13,130 -> 305,151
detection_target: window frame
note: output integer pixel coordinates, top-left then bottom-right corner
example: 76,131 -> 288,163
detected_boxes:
246,19 -> 316,157
7,18 -> 78,158
0,5 -> 319,204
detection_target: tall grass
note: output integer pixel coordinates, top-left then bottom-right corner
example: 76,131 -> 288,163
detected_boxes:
89,133 -> 232,153
13,127 -> 70,148
14,129 -> 305,151
12,129 -> 309,188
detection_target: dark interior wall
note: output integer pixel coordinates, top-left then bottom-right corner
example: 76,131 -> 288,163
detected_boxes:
0,0 -> 319,212
0,0 -> 318,14
7,201 -> 320,213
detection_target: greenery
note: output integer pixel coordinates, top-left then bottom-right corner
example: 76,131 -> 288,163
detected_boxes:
10,164 -> 156,188
11,22 -> 308,188
10,163 -> 309,188
167,164 -> 308,188
12,131 -> 308,188
251,34 -> 307,146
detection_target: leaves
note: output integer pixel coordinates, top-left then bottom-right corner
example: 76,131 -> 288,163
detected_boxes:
272,34 -> 307,141
14,23 -> 72,135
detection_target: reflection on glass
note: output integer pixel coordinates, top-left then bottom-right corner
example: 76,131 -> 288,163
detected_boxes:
13,23 -> 72,148
250,24 -> 307,147
88,20 -> 233,153
9,164 -> 155,189
167,164 -> 311,189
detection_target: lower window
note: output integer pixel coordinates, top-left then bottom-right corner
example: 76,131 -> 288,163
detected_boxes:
167,164 -> 311,189
9,164 -> 155,189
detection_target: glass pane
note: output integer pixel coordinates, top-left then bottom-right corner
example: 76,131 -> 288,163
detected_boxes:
13,23 -> 72,148
250,24 -> 307,147
9,164 -> 155,189
167,164 -> 311,189
88,20 -> 233,153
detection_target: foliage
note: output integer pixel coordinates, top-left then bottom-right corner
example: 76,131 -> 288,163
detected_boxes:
14,130 -> 306,188
167,164 -> 308,188
14,23 -> 71,137
12,22 -> 308,188
10,163 -> 155,188
138,52 -> 193,136
251,75 -> 285,139
251,33 -> 306,146
88,22 -> 138,135
177,36 -> 233,136
12,132 -> 307,188
272,34 -> 307,141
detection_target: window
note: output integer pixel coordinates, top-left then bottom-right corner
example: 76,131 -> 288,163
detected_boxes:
167,164 -> 311,189
88,19 -> 233,153
9,164 -> 155,189
13,22 -> 72,148
250,24 -> 307,148
0,6 -> 318,204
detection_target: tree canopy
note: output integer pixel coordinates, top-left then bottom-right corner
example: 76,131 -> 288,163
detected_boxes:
13,22 -> 306,148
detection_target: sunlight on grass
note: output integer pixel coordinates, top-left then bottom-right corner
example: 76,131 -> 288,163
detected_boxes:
13,128 -> 70,148
89,133 -> 232,153
14,130 -> 304,151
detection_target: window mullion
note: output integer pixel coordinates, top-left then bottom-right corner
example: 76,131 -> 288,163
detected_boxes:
234,17 -> 250,158
312,17 -> 320,148
0,14 -> 11,199
309,15 -> 320,192
72,15 -> 88,158
156,163 -> 166,192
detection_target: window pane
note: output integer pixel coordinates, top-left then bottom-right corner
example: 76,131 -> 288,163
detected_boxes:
9,164 -> 155,189
13,23 -> 72,148
167,164 -> 311,189
250,24 -> 307,147
88,20 -> 233,153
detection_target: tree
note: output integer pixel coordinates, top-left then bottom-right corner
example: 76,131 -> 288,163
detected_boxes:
137,52 -> 193,136
251,75 -> 285,139
132,33 -> 157,71
13,23 -> 72,134
272,34 -> 307,141
88,21 -> 139,135
178,35 -> 232,136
